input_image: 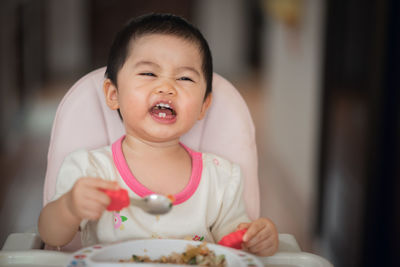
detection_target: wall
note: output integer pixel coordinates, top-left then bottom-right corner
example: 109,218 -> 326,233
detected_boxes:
45,0 -> 89,80
262,0 -> 325,250
193,0 -> 250,79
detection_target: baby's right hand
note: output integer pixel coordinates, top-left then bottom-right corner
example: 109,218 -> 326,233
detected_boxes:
65,177 -> 119,221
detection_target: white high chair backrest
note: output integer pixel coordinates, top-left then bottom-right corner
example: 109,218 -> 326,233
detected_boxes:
43,67 -> 260,249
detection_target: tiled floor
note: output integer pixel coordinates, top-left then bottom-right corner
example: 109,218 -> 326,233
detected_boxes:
0,75 -> 312,252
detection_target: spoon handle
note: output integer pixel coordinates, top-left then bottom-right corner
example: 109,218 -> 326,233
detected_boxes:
102,188 -> 130,211
218,229 -> 247,249
128,197 -> 148,210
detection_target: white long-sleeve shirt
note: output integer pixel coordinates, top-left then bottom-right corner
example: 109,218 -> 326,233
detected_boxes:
52,136 -> 250,247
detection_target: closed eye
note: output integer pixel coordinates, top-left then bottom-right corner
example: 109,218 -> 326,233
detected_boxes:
139,72 -> 156,77
178,76 -> 194,82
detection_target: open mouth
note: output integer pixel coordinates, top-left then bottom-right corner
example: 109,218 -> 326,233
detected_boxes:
149,102 -> 177,120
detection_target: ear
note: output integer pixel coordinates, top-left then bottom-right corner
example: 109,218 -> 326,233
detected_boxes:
103,79 -> 119,110
198,93 -> 212,120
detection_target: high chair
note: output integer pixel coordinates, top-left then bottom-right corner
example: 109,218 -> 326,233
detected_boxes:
1,68 -> 333,267
45,67 -> 261,251
42,68 -> 260,217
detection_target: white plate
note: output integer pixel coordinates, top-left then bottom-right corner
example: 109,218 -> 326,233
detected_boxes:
66,239 -> 263,266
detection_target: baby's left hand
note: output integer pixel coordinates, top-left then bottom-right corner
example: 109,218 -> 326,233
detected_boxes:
237,218 -> 279,256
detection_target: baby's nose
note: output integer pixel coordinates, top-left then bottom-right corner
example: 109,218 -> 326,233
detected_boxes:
155,83 -> 176,95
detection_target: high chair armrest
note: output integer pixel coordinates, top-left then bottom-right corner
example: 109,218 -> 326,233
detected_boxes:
2,232 -> 43,251
257,234 -> 333,267
277,233 -> 301,252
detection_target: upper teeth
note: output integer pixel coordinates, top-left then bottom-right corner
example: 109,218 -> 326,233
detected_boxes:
157,103 -> 171,109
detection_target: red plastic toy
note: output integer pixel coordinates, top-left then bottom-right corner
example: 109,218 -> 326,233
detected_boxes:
102,188 -> 130,211
218,229 -> 247,249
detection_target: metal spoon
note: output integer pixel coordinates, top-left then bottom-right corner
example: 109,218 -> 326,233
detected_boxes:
130,194 -> 173,215
103,189 -> 173,215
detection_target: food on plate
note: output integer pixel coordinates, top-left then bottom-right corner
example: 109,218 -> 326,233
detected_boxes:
119,242 -> 226,266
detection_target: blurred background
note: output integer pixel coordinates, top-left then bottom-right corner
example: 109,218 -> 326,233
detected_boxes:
0,0 -> 399,266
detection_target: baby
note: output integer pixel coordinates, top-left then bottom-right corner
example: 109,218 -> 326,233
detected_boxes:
38,13 -> 278,256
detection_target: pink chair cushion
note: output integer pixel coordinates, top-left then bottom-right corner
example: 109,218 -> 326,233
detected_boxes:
43,66 -> 260,222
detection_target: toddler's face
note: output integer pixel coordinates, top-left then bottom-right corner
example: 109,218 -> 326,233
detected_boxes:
105,33 -> 211,143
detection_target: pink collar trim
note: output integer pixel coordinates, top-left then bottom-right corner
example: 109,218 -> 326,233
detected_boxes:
111,136 -> 202,205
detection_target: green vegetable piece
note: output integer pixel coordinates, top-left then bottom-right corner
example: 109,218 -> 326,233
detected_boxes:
188,257 -> 197,265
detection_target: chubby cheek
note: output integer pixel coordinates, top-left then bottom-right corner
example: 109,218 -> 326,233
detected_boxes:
119,97 -> 147,120
179,100 -> 204,122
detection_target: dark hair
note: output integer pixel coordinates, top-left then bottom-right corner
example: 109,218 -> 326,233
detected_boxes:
105,13 -> 213,99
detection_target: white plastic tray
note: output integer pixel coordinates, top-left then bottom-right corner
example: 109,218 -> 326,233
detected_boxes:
0,250 -> 69,267
0,234 -> 332,267
0,250 -> 332,267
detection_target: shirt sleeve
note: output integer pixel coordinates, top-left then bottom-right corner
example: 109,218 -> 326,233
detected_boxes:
51,149 -> 101,229
211,163 -> 251,242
